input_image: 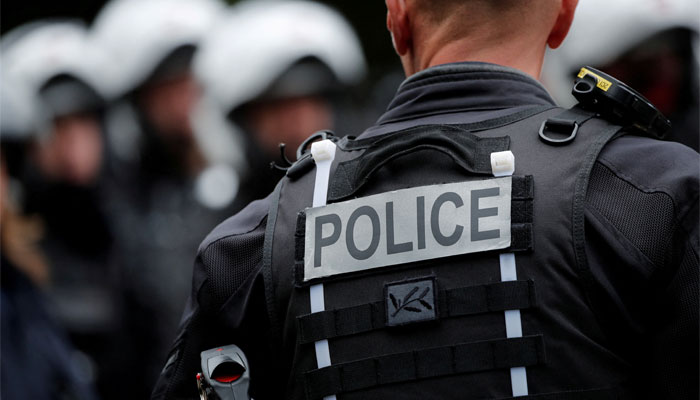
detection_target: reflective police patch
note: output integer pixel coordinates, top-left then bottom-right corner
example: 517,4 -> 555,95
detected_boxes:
385,277 -> 437,326
303,177 -> 512,281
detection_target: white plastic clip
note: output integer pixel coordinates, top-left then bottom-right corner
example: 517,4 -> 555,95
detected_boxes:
490,150 -> 515,177
311,139 -> 336,163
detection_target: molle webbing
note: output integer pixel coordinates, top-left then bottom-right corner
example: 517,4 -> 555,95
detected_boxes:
304,335 -> 546,400
297,280 -> 537,344
510,175 -> 534,252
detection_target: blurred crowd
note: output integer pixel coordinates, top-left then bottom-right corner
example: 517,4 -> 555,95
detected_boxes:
0,0 -> 697,399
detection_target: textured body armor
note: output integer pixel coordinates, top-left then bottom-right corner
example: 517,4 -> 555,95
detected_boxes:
261,106 -> 635,399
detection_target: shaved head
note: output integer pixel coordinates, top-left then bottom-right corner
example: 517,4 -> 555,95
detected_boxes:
414,0 -> 526,22
412,0 -> 561,39
386,0 -> 578,77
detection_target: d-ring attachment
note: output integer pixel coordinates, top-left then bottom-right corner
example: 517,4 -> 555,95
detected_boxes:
297,130 -> 335,159
539,118 -> 578,146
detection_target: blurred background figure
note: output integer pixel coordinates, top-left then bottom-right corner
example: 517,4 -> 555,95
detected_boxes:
1,20 -> 120,399
194,0 -> 367,208
1,116 -> 99,400
542,0 -> 700,151
90,0 -> 231,395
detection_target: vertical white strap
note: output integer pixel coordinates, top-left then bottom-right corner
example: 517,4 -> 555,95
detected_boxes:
309,140 -> 337,400
500,253 -> 528,397
492,151 -> 528,397
310,285 -> 331,368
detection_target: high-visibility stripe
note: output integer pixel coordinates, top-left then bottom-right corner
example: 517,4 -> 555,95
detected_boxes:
500,253 -> 528,397
309,140 -> 337,400
492,151 -> 528,397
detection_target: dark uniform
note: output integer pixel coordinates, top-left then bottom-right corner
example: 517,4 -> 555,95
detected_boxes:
1,255 -> 99,400
152,63 -> 699,399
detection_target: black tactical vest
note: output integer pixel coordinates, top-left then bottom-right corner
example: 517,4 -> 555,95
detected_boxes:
262,106 -> 636,399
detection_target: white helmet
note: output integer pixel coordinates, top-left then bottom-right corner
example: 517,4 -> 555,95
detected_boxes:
91,0 -> 224,99
0,20 -> 108,135
194,0 -> 367,116
543,0 -> 700,106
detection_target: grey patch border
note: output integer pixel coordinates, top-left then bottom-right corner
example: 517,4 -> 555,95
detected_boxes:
304,177 -> 513,282
384,275 -> 438,327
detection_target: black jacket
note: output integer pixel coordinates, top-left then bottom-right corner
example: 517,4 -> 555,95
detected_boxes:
152,63 -> 699,399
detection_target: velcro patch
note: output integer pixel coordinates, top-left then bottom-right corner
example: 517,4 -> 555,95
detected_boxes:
385,277 -> 437,327
303,177 -> 512,282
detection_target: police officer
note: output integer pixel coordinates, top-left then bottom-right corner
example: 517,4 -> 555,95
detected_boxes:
0,45 -> 100,400
92,1 -> 235,394
2,20 -> 125,399
192,0 -> 367,211
153,1 -> 699,399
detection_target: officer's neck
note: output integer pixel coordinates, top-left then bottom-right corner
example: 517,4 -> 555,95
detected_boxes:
401,34 -> 547,80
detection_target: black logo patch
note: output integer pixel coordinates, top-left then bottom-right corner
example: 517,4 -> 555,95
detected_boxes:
385,277 -> 437,327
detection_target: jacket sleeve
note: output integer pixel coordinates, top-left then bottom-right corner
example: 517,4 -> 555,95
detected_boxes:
585,137 -> 699,398
151,196 -> 281,400
646,199 -> 698,398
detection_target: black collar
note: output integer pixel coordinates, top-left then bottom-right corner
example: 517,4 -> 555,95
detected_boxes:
362,62 -> 556,138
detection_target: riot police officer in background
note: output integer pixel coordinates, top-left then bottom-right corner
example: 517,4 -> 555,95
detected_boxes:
154,0 -> 698,399
193,0 -> 367,211
91,0 -> 232,396
0,51 -> 100,400
1,20 -> 122,399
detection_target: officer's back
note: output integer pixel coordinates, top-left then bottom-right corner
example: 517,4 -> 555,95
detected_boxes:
153,1 -> 699,399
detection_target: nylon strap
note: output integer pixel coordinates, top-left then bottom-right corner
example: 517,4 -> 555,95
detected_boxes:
550,106 -> 597,126
304,335 -> 546,400
297,280 -> 537,344
308,140 -> 338,400
491,150 -> 529,397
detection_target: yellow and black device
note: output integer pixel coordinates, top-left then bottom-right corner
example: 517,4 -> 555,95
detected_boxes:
572,66 -> 671,139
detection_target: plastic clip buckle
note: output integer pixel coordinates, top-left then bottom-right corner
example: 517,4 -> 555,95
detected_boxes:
538,118 -> 578,146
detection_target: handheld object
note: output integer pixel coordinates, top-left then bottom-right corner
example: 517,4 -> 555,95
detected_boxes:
197,345 -> 251,400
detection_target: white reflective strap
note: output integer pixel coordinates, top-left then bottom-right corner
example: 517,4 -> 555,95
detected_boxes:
492,153 -> 528,397
504,309 -> 524,339
314,339 -> 332,368
309,140 -> 337,400
309,284 -> 332,366
499,252 -> 518,283
310,282 -> 326,314
501,254 -> 524,348
510,367 -> 529,397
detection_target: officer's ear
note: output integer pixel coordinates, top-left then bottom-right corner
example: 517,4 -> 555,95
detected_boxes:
547,0 -> 578,49
386,0 -> 411,56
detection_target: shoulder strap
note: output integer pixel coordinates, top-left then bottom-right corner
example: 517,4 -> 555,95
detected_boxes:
262,179 -> 285,348
538,106 -> 629,279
